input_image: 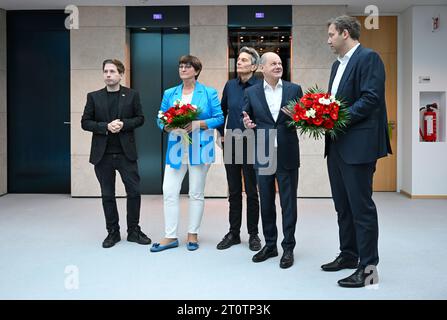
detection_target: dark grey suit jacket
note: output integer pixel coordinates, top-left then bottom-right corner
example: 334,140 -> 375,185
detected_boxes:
325,45 -> 392,164
242,80 -> 303,171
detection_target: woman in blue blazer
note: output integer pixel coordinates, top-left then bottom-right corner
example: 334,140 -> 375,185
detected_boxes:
151,55 -> 224,252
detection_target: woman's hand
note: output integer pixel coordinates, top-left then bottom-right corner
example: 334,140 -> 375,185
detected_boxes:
183,122 -> 192,133
183,121 -> 207,133
163,125 -> 176,133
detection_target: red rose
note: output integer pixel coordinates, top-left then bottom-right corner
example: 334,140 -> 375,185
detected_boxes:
298,108 -> 308,120
323,119 -> 334,129
312,117 -> 324,126
301,95 -> 314,107
304,100 -> 313,108
330,110 -> 338,120
313,103 -> 322,113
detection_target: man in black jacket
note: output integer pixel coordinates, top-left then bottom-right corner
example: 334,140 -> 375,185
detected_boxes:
81,59 -> 151,248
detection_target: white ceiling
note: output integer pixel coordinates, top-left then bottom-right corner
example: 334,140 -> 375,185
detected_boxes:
0,0 -> 446,13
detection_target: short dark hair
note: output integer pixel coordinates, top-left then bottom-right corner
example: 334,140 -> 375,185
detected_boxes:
327,15 -> 361,40
102,59 -> 125,74
179,55 -> 202,79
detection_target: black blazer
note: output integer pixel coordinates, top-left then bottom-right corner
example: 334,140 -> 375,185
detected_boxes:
81,86 -> 144,165
243,80 -> 303,171
325,45 -> 392,164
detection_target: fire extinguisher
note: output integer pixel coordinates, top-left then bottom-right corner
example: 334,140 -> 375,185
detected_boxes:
419,103 -> 438,142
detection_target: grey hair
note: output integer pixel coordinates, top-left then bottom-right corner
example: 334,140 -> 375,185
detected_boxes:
239,46 -> 260,66
327,15 -> 361,40
259,52 -> 275,65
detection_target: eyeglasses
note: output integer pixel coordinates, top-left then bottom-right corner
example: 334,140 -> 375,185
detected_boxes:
178,63 -> 193,69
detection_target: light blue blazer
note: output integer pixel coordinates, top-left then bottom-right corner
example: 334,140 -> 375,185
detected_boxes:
157,82 -> 224,169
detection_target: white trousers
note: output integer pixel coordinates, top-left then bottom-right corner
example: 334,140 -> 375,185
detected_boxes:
162,161 -> 210,239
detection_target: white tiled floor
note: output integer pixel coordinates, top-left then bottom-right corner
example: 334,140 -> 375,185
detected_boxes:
0,192 -> 446,299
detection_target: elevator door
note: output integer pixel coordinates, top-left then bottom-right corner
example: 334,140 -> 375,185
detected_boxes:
130,29 -> 189,194
7,11 -> 70,193
228,27 -> 291,81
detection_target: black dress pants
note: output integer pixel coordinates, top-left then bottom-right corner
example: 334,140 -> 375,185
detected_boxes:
94,153 -> 141,233
327,143 -> 379,267
223,137 -> 260,236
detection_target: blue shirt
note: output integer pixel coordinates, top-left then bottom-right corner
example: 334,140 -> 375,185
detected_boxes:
218,76 -> 260,136
157,82 -> 224,169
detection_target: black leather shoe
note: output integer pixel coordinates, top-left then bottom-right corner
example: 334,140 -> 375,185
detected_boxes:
252,245 -> 278,263
321,254 -> 358,272
338,267 -> 378,288
102,231 -> 121,248
248,234 -> 262,251
280,250 -> 294,269
216,232 -> 241,250
127,227 -> 151,245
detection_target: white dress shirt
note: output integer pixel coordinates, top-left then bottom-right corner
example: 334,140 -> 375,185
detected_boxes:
264,79 -> 283,147
330,43 -> 360,96
264,79 -> 283,122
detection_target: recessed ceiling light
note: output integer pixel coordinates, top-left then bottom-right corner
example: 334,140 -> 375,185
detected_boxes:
172,27 -> 178,30
241,26 -> 246,29
273,26 -> 279,29
140,27 -> 147,31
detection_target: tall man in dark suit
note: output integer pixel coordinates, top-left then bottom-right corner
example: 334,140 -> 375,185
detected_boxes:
321,16 -> 392,287
81,59 -> 151,248
242,52 -> 303,269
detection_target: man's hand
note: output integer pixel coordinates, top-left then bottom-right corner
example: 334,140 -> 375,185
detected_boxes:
281,106 -> 294,119
108,119 -> 123,133
242,111 -> 256,129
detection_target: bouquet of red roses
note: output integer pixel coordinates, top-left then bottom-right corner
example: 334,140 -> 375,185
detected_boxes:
285,86 -> 350,140
158,99 -> 200,143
